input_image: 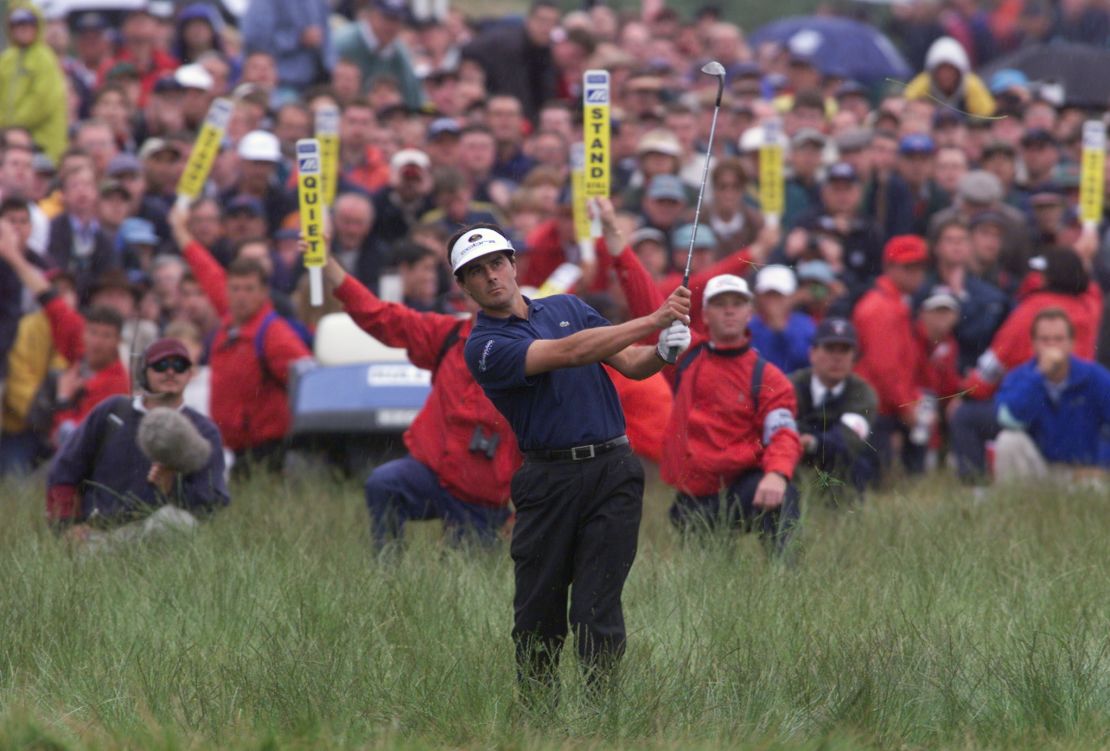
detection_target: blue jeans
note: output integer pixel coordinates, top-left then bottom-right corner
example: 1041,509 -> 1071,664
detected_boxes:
364,456 -> 510,549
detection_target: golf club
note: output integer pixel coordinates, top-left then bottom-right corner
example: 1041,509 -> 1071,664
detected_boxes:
672,60 -> 726,359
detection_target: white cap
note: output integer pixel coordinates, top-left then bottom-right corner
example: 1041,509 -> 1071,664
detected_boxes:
238,130 -> 281,163
703,274 -> 752,305
390,148 -> 431,172
174,63 -> 213,91
450,227 -> 515,273
755,264 -> 797,296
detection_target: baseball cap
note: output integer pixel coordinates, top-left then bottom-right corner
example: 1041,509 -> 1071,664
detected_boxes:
107,153 -> 142,177
1029,184 -> 1064,205
72,11 -> 108,31
630,226 -> 667,248
672,223 -> 718,251
647,174 -> 687,202
153,75 -> 185,94
958,170 -> 1003,205
981,140 -> 1017,159
1020,128 -> 1056,147
138,137 -> 182,160
225,194 -> 265,217
754,264 -> 797,296
989,68 -> 1029,94
703,274 -> 752,305
98,179 -> 131,200
883,235 -> 928,266
32,153 -> 55,174
238,131 -> 282,163
374,0 -> 411,20
390,148 -> 431,172
920,286 -> 960,312
899,133 -> 936,156
813,317 -> 857,347
835,128 -> 872,154
797,259 -> 836,286
637,129 -> 682,158
9,8 -> 36,25
174,63 -> 214,92
826,162 -> 858,183
144,338 -> 192,367
450,226 -> 515,274
119,217 -> 159,246
427,117 -> 461,140
792,128 -> 826,149
106,61 -> 140,81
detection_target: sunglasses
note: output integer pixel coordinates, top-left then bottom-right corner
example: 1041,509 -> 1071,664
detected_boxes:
150,356 -> 190,374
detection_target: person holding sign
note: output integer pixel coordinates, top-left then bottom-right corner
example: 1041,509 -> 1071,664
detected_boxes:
299,221 -> 519,549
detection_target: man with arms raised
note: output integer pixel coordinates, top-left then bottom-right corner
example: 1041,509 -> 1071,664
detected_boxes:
456,223 -> 691,704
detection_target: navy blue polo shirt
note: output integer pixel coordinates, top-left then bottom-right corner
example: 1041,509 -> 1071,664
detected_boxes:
464,294 -> 626,451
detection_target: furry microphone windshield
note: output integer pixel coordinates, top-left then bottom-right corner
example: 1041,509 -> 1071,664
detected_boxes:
137,408 -> 213,475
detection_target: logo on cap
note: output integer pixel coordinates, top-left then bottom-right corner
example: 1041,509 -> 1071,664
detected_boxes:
468,233 -> 482,242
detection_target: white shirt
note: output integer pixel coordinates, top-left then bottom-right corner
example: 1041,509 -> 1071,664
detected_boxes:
810,375 -> 846,409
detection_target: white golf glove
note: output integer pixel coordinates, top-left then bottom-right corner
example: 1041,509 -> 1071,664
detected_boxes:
656,321 -> 692,364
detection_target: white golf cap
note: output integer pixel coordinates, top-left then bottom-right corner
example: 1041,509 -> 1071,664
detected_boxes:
755,264 -> 797,296
703,274 -> 752,305
390,148 -> 431,172
450,227 -> 515,273
238,130 -> 281,163
174,63 -> 213,91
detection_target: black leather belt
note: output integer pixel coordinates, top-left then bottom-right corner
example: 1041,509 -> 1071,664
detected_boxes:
524,435 -> 630,463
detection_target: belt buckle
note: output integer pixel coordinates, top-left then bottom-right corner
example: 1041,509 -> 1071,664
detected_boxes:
570,444 -> 596,461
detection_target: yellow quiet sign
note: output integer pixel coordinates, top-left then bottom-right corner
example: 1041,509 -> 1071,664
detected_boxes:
176,98 -> 233,200
1080,120 -> 1105,227
759,121 -> 785,220
583,70 -> 610,198
297,139 -> 326,269
315,105 -> 340,207
570,142 -> 591,243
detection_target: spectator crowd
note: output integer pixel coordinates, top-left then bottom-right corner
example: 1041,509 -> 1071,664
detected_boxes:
2,0 -> 1110,545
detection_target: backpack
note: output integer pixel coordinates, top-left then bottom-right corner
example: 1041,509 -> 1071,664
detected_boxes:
672,342 -> 767,413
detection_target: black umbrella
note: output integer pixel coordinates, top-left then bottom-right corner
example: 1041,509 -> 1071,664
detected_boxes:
982,42 -> 1110,108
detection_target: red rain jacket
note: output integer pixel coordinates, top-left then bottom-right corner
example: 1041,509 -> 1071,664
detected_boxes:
853,275 -> 922,421
334,275 -> 519,507
182,241 -> 311,451
661,334 -> 802,496
43,296 -> 130,438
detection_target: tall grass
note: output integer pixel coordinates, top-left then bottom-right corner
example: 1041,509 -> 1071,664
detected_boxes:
2,469 -> 1109,749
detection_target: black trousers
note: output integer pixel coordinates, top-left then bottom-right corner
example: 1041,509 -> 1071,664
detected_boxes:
669,470 -> 800,555
509,445 -> 644,693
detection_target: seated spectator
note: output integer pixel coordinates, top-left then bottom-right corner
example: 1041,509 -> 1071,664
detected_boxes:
221,130 -> 295,235
853,235 -> 932,476
790,318 -> 879,504
994,309 -> 1110,482
46,337 -> 229,544
372,149 -> 435,250
706,157 -> 761,255
393,241 -> 443,312
337,97 -> 391,194
661,274 -> 802,555
794,260 -> 847,323
748,264 -> 816,375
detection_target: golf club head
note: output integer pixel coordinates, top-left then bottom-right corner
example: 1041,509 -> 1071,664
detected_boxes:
700,61 -> 726,105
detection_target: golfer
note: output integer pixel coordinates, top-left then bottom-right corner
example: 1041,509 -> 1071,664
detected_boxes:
455,223 -> 691,701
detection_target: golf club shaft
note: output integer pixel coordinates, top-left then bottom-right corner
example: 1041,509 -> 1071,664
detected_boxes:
671,76 -> 723,360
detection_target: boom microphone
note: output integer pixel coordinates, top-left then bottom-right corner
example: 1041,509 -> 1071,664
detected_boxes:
137,408 -> 213,475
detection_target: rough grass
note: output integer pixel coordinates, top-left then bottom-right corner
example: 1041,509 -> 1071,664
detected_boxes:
1,468 -> 1109,749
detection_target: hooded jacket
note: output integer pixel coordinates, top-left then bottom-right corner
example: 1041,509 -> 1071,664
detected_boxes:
0,3 -> 68,160
904,37 -> 996,118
